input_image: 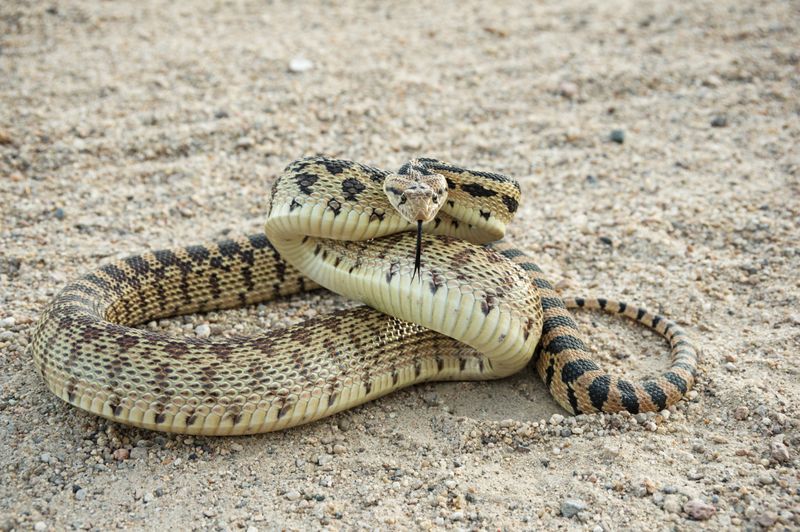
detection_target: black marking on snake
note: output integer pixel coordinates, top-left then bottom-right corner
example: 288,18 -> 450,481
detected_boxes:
597,298 -> 607,309
429,271 -> 445,294
85,273 -> 111,293
321,158 -> 352,175
219,239 -> 241,258
618,380 -> 640,413
342,178 -> 366,201
643,381 -> 667,411
209,273 -> 221,299
543,315 -> 579,331
124,255 -> 151,275
391,370 -> 399,385
617,301 -> 627,313
663,372 -> 688,393
573,297 -> 585,307
451,219 -> 459,229
651,315 -> 662,328
481,296 -> 495,316
327,198 -> 342,216
499,248 -> 524,259
541,297 -> 567,310
588,374 -> 611,411
386,262 -> 400,284
101,263 -> 141,290
436,357 -> 444,372
248,233 -> 270,250
313,244 -> 321,256
153,249 -> 180,268
290,198 -> 301,211
546,334 -> 587,354
370,208 -> 385,222
385,186 -> 404,197
414,361 -> 422,378
433,217 -> 441,228
501,194 -> 518,214
363,164 -> 388,182
636,308 -> 646,321
459,359 -> 466,372
295,172 -> 319,195
460,183 -> 497,197
186,245 -> 210,263
533,277 -> 554,290
328,392 -> 338,407
479,209 -> 491,220
561,359 -> 600,386
278,403 -> 292,419
186,414 -> 197,426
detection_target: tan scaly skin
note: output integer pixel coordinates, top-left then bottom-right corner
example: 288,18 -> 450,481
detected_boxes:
28,157 -> 697,435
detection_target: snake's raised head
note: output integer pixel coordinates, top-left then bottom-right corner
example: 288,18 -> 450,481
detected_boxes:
383,162 -> 448,280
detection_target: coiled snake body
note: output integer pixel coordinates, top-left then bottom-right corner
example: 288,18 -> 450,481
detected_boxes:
29,157 -> 697,435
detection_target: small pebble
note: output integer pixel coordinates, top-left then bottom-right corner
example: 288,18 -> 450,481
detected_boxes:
757,511 -> 778,527
560,498 -> 587,518
143,492 -> 154,503
195,324 -> 211,338
316,454 -> 332,466
34,522 -> 47,532
288,57 -> 314,73
203,509 -> 216,518
559,81 -> 578,99
770,438 -> 790,463
663,495 -> 682,513
724,362 -> 737,372
683,499 -> 716,520
54,207 -> 65,220
113,448 -> 129,461
230,443 -> 244,453
549,414 -> 564,425
74,488 -> 86,501
609,129 -> 625,144
710,115 -> 728,127
129,447 -> 148,460
285,490 -> 301,501
733,406 -> 749,420
0,317 -> 15,328
758,473 -> 774,485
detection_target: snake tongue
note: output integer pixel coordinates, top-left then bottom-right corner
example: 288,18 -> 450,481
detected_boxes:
412,220 -> 422,282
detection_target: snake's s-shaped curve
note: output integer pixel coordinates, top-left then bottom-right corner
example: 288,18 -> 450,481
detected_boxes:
28,157 -> 697,435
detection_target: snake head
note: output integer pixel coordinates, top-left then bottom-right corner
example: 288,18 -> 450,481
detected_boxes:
383,170 -> 448,225
383,165 -> 448,281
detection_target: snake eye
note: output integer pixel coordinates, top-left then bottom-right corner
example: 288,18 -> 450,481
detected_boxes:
398,196 -> 407,205
432,195 -> 438,203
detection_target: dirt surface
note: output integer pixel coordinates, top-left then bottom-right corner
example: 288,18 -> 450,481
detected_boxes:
1,0 -> 799,530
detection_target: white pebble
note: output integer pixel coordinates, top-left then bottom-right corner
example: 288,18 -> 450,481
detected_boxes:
34,522 -> 47,532
285,490 -> 301,501
549,414 -> 564,425
0,317 -> 15,328
195,324 -> 211,338
288,57 -> 314,73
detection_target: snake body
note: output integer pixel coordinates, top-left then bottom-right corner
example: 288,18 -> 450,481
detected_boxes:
29,157 -> 697,435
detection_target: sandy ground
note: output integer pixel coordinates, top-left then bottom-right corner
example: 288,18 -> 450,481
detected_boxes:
1,0 -> 799,530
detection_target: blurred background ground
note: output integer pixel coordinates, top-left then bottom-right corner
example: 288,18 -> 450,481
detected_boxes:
0,0 -> 798,530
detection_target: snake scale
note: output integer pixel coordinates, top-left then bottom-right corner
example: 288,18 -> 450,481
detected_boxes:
29,157 -> 697,435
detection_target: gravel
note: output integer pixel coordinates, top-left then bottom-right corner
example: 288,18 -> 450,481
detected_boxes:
1,0 -> 799,530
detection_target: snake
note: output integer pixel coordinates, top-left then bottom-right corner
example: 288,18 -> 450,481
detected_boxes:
28,157 -> 697,435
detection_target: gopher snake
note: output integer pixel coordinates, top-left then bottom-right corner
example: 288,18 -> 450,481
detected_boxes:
29,157 -> 697,435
